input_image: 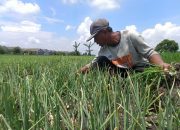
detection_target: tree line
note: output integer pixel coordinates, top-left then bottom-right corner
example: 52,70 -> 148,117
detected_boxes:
0,39 -> 179,55
0,41 -> 96,56
0,45 -> 74,55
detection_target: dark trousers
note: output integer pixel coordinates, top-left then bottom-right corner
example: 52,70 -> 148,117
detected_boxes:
91,56 -> 151,78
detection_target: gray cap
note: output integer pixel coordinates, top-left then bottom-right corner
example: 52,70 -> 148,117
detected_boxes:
86,18 -> 109,42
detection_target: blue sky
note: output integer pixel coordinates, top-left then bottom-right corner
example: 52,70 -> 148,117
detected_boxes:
0,0 -> 180,54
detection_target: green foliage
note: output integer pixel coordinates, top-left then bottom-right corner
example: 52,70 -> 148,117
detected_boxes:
155,39 -> 179,52
69,51 -> 81,56
161,52 -> 180,63
0,46 -> 6,54
0,55 -> 179,130
12,46 -> 22,54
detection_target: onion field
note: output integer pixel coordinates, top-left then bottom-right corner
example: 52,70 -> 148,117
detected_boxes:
0,53 -> 180,130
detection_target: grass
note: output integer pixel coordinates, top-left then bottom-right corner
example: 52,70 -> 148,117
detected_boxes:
0,53 -> 179,130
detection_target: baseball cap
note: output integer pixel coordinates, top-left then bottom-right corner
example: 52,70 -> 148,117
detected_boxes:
86,18 -> 109,42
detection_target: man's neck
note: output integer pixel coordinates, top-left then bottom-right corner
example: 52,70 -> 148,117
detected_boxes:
112,31 -> 121,45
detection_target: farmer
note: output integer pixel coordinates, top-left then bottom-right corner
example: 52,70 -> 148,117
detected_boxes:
79,18 -> 170,77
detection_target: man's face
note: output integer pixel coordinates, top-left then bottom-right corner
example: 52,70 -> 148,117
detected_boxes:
94,30 -> 117,47
94,30 -> 107,46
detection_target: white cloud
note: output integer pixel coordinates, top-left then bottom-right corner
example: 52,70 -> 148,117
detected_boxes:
61,0 -> 120,10
62,0 -> 79,4
28,37 -> 40,44
125,25 -> 138,34
0,31 -> 73,51
141,22 -> 180,48
0,20 -> 73,52
44,17 -> 64,24
1,21 -> 41,33
77,17 -> 92,42
76,17 -> 100,54
0,41 -> 6,46
0,0 -> 40,14
90,0 -> 120,10
122,22 -> 180,48
65,25 -> 76,31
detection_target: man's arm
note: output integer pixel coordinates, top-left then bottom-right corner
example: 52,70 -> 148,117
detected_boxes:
129,32 -> 171,70
78,57 -> 99,74
78,63 -> 91,74
149,54 -> 170,71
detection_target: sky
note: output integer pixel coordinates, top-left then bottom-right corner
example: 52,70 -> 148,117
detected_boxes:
0,0 -> 180,55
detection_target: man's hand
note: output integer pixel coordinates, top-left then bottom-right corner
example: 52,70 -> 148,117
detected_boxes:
149,54 -> 171,71
77,63 -> 91,74
161,63 -> 171,72
80,66 -> 90,74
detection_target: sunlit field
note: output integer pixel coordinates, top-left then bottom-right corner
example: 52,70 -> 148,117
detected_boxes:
0,53 -> 180,130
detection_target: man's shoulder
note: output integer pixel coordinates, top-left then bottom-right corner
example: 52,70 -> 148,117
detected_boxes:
121,30 -> 129,35
121,29 -> 140,34
121,30 -> 141,40
121,30 -> 134,38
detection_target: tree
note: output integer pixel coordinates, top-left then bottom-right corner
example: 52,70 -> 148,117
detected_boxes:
84,41 -> 94,56
12,46 -> 22,54
0,45 -> 9,54
155,39 -> 179,52
73,41 -> 81,55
